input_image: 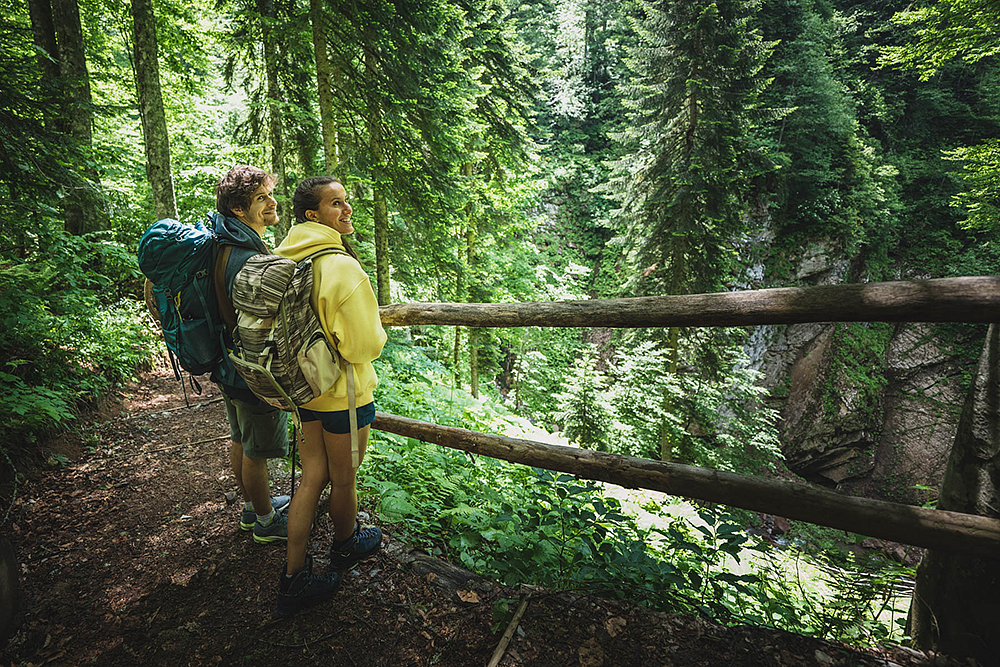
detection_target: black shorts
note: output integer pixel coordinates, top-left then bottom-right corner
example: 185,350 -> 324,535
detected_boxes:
299,401 -> 376,434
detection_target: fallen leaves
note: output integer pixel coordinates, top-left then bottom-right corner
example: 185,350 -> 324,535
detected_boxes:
604,616 -> 626,638
457,589 -> 481,604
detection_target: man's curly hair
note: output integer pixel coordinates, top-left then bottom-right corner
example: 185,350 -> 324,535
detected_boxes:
215,165 -> 276,218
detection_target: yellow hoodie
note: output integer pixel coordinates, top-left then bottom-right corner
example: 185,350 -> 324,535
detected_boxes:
275,222 -> 387,412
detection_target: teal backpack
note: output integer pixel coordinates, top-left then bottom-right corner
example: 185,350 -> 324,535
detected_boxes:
137,218 -> 224,378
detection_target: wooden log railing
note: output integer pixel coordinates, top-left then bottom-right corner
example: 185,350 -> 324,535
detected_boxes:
373,413 -> 1000,556
374,275 -> 1000,554
378,276 -> 1000,327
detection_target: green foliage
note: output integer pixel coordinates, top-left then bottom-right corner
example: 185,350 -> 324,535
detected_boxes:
602,335 -> 783,472
375,332 -> 528,436
364,428 -> 907,647
944,138 -> 1000,233
0,231 -> 158,451
880,0 -> 1000,81
0,4 -> 90,245
607,0 -> 776,296
554,347 -> 613,450
364,439 -> 759,613
759,0 -> 899,259
823,323 -> 892,429
750,521 -> 916,644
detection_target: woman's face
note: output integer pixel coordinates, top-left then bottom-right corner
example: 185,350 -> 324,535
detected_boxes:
308,182 -> 353,235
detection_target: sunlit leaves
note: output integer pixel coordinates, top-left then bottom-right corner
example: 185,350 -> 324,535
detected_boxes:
880,0 -> 1000,81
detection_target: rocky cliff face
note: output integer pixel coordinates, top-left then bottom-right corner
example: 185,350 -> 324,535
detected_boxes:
754,242 -> 971,504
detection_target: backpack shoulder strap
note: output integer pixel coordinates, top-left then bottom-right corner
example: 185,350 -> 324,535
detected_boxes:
214,244 -> 236,332
304,247 -> 351,263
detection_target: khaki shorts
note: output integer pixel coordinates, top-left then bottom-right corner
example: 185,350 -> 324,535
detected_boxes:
222,394 -> 289,460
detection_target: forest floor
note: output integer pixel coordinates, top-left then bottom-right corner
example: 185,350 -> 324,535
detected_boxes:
1,356 -> 976,667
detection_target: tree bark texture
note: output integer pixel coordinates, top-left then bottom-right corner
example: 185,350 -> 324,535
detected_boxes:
49,0 -> 99,234
371,412 -> 1000,556
310,0 -> 338,175
462,160 -> 480,397
27,0 -> 59,83
369,125 -> 389,305
908,325 -> 1000,664
373,187 -> 389,306
258,0 -> 288,242
378,276 -> 1000,328
453,326 -> 461,388
131,0 -> 177,221
454,228 -> 464,388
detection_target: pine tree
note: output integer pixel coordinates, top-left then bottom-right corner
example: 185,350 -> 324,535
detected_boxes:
555,348 -> 613,451
608,0 -> 773,298
605,0 -> 774,460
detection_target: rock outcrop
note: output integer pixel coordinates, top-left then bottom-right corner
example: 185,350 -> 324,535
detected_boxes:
754,241 -> 973,504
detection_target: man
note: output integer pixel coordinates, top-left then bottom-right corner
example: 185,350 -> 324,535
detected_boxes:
212,165 -> 290,543
144,165 -> 290,543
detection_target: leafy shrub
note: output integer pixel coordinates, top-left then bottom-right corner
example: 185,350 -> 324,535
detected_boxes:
370,322 -> 904,648
0,230 -> 158,451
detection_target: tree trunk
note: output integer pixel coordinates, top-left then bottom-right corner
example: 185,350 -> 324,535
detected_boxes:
377,276 -> 1000,328
365,47 -> 389,306
373,185 -> 389,305
465,161 -> 478,397
371,411 -> 1000,555
453,326 -> 461,388
907,324 -> 1000,665
131,0 -> 177,221
659,236 -> 686,461
27,0 -> 59,83
259,0 -> 288,241
49,0 -> 100,234
310,0 -> 338,174
470,329 -> 480,398
453,224 -> 465,388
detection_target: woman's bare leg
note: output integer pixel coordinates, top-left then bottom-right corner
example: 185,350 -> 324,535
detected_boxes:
322,425 -> 370,542
285,421 -> 330,575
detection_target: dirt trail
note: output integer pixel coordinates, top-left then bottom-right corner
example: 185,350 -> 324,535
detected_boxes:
1,357 -> 969,666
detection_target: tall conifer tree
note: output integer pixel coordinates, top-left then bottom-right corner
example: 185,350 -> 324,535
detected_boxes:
607,0 -> 772,459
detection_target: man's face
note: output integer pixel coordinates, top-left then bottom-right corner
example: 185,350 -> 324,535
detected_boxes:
233,184 -> 278,229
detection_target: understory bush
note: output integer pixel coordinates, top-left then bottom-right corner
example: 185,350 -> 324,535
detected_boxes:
0,230 -> 158,452
367,342 -> 914,647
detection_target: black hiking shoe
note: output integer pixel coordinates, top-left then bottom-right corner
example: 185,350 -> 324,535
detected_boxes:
276,555 -> 341,617
328,519 -> 382,571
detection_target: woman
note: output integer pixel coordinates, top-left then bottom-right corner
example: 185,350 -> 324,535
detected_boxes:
273,176 -> 387,617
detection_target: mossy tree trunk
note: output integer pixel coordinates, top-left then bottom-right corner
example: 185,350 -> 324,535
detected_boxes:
310,0 -> 338,174
49,0 -> 102,234
131,0 -> 177,221
259,0 -> 288,241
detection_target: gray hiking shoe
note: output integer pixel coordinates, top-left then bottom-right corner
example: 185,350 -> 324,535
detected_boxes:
253,509 -> 289,544
240,495 -> 291,531
328,518 -> 382,570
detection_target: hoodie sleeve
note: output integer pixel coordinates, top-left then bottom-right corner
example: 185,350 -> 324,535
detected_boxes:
315,257 -> 387,364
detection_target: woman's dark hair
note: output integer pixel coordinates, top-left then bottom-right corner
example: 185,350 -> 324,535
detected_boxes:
216,165 -> 275,218
292,176 -> 358,260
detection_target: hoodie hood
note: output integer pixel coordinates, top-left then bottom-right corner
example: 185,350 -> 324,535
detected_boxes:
276,221 -> 346,262
209,212 -> 268,252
